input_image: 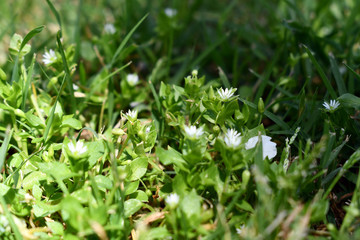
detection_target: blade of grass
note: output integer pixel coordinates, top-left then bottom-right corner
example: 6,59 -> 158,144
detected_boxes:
11,26 -> 44,83
254,47 -> 281,101
302,44 -> 337,99
20,26 -> 44,51
21,54 -> 36,111
46,1 -> 76,114
218,67 -> 231,89
109,14 -> 148,68
0,126 -> 13,171
56,31 -> 76,114
329,53 -> 347,95
43,74 -> 67,143
107,77 -> 115,128
0,196 -> 22,240
76,127 -> 99,141
171,35 -> 228,85
74,0 -> 83,62
239,98 -> 290,131
343,62 -> 360,80
249,68 -> 294,98
0,127 -> 21,239
46,0 -> 62,29
107,14 -> 148,128
322,150 -> 360,201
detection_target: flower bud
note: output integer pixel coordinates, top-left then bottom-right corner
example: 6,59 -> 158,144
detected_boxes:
14,109 -> 26,118
213,125 -> 220,135
258,97 -> 265,114
241,169 -> 251,189
112,128 -> 126,136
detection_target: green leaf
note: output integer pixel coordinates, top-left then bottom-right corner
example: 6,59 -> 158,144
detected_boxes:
94,175 -> 113,192
37,162 -> 75,181
46,221 -> 64,236
87,140 -> 105,169
145,227 -> 171,240
125,180 -> 139,195
32,184 -> 42,201
156,146 -> 189,172
11,26 -> 43,84
124,199 -> 142,217
338,93 -> 360,109
20,26 -> 44,52
180,189 -> 201,225
130,190 -> 148,202
25,111 -> 45,128
22,171 -> 47,190
129,157 -> 148,181
236,200 -> 254,213
61,117 -> 82,130
33,200 -> 61,218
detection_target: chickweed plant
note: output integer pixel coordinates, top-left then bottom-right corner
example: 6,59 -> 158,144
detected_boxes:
0,0 -> 360,239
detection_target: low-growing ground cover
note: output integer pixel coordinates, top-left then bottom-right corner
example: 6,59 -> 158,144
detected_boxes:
0,0 -> 360,239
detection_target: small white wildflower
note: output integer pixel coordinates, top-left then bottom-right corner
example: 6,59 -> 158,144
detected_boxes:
323,99 -> 340,112
126,73 -> 139,86
165,193 -> 180,209
164,8 -> 177,18
184,125 -> 204,139
236,224 -> 245,235
126,109 -> 137,118
104,23 -> 116,34
245,135 -> 277,160
0,215 -> 9,233
224,129 -> 242,148
68,141 -> 87,155
73,83 -> 79,90
146,126 -> 151,133
42,49 -> 57,65
217,87 -> 237,101
125,110 -> 138,122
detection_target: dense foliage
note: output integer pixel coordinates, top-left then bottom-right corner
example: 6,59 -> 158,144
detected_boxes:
0,0 -> 360,239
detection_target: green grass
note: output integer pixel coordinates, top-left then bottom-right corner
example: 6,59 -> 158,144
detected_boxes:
0,0 -> 360,239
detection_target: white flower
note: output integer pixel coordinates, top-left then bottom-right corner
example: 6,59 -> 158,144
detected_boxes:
0,215 -> 9,233
236,224 -> 245,235
126,73 -> 139,86
68,141 -> 87,155
104,23 -> 116,34
323,100 -> 340,112
245,135 -> 277,160
125,109 -> 138,121
224,129 -> 241,148
217,87 -> 237,101
165,193 -> 180,209
42,49 -> 57,65
164,8 -> 177,17
184,125 -> 204,139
